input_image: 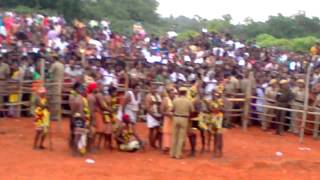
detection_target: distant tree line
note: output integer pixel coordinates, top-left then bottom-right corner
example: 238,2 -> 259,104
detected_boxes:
1,1 -> 319,51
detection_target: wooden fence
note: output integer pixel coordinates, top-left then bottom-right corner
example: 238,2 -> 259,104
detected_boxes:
0,73 -> 319,144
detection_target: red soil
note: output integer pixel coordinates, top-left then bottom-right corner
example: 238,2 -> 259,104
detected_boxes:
0,118 -> 320,180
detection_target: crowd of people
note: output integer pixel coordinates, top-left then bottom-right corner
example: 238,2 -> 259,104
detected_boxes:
1,11 -> 320,159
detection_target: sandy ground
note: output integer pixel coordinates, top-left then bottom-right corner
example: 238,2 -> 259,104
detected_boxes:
1,118 -> 320,180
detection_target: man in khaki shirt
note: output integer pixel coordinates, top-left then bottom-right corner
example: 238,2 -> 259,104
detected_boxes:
224,73 -> 240,128
262,79 -> 278,130
224,73 -> 240,95
0,56 -> 10,112
240,71 -> 256,94
48,54 -> 64,121
290,79 -> 305,134
0,56 -> 10,80
170,87 -> 194,159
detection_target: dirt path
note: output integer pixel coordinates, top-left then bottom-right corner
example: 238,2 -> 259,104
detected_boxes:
0,118 -> 320,180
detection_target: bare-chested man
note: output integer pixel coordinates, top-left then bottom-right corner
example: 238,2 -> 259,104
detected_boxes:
86,82 -> 98,152
145,83 -> 162,149
69,82 -> 90,156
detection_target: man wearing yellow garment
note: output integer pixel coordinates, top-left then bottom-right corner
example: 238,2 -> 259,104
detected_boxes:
208,91 -> 224,159
33,87 -> 50,150
189,91 -> 209,157
115,114 -> 141,152
187,80 -> 202,100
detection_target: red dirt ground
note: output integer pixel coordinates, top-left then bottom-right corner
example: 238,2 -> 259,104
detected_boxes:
1,118 -> 320,180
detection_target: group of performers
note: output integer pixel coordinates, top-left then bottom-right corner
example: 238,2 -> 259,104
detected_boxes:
32,80 -> 225,159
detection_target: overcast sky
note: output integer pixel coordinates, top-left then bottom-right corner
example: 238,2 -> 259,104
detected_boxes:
157,0 -> 320,23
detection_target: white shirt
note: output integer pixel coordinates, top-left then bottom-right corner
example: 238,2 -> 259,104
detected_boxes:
54,40 -> 69,55
226,40 -> 234,47
187,73 -> 197,82
264,63 -> 274,71
103,29 -> 111,41
289,61 -> 296,71
256,87 -> 265,112
279,54 -> 288,63
204,77 -> 217,95
102,70 -> 117,87
142,48 -> 152,63
89,39 -> 103,52
195,51 -> 205,64
167,31 -> 178,39
170,72 -> 186,82
213,47 -> 224,57
237,57 -> 246,66
65,65 -> 82,77
101,20 -> 109,28
235,41 -> 245,49
184,55 -> 191,62
126,91 -> 141,112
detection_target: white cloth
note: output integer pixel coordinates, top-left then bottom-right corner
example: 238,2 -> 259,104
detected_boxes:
167,31 -> 178,38
264,63 -> 274,71
146,114 -> 160,128
289,61 -> 296,71
194,58 -> 204,64
117,91 -> 140,123
226,40 -> 234,47
170,73 -> 186,82
89,39 -> 103,52
235,41 -> 245,49
195,51 -> 204,64
212,47 -> 224,57
0,26 -> 6,37
204,78 -> 217,94
188,73 -> 196,82
142,49 -> 152,63
256,87 -> 265,113
146,94 -> 161,128
102,71 -> 117,86
101,20 -> 109,28
65,65 -> 82,78
184,55 -> 191,62
54,39 -> 69,55
279,54 -> 288,63
238,57 -> 246,66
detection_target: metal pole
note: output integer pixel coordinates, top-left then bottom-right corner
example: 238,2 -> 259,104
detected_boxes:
299,65 -> 312,144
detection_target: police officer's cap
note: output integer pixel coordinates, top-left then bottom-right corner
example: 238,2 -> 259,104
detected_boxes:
296,79 -> 305,84
269,79 -> 277,85
279,79 -> 289,85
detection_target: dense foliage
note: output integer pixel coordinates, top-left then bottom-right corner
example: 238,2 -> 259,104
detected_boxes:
1,1 -> 320,51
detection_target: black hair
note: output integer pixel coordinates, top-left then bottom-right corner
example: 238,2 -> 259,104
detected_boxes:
73,82 -> 82,91
179,91 -> 187,96
145,82 -> 152,87
108,86 -> 117,95
131,83 -> 140,89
